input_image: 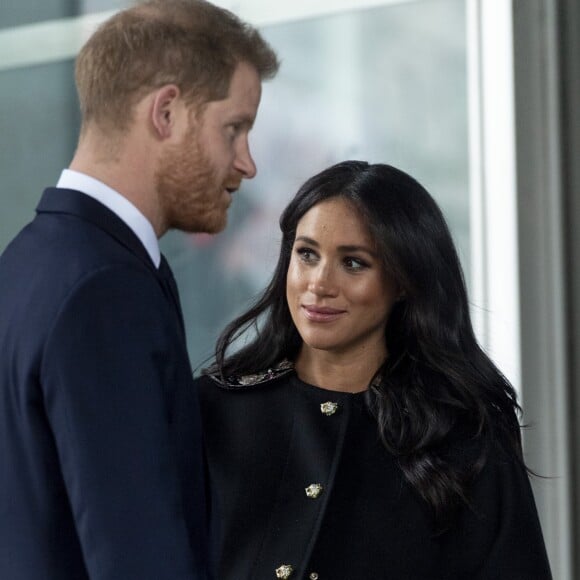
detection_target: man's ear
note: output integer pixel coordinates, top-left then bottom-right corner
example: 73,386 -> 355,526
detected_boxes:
150,84 -> 181,139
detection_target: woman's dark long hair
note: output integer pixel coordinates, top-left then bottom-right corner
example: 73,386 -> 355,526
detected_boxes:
212,160 -> 523,525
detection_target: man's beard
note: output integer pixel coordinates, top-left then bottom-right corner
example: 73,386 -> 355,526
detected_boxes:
155,129 -> 230,234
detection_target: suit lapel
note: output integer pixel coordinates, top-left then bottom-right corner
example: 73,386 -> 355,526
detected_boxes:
37,188 -> 188,340
159,255 -> 186,338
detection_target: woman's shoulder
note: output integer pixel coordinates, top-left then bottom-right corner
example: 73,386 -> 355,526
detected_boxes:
193,359 -> 295,391
441,417 -> 522,475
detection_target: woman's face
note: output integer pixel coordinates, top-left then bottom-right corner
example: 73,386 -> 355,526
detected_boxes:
286,197 -> 399,360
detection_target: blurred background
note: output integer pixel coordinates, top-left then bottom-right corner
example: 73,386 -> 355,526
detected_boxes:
1,0 -> 578,576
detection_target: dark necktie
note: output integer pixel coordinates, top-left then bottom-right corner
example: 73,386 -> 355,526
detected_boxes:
158,255 -> 186,338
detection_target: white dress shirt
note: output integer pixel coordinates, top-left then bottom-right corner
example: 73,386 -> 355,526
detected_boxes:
57,169 -> 161,267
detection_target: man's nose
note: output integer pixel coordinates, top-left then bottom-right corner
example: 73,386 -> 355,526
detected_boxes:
234,138 -> 257,179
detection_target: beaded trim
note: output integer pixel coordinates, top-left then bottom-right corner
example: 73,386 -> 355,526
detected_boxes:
208,359 -> 295,389
208,359 -> 383,390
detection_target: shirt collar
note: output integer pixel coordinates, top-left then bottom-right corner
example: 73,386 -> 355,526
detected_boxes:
57,169 -> 161,268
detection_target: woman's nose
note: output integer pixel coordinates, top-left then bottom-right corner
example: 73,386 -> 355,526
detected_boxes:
307,264 -> 338,297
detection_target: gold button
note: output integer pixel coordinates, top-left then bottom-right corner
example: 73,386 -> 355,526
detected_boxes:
275,564 -> 294,579
305,483 -> 323,499
309,574 -> 319,580
320,401 -> 338,416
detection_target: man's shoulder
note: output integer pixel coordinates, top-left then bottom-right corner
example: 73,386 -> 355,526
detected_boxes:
3,223 -> 151,294
0,216 -> 160,339
6,199 -> 151,278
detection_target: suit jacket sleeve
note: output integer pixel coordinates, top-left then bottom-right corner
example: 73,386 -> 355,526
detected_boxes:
40,265 -> 199,579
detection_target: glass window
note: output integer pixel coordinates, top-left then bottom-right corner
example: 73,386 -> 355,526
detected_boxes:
0,0 -> 469,373
0,62 -> 79,250
0,0 -> 130,30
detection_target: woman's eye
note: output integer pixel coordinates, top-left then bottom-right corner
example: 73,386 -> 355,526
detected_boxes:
344,257 -> 369,271
296,247 -> 317,262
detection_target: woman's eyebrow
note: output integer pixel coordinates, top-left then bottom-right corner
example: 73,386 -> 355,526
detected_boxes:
294,235 -> 319,246
295,236 -> 377,257
337,244 -> 377,257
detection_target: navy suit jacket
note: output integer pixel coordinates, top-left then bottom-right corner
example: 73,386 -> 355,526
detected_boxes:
0,188 -> 209,579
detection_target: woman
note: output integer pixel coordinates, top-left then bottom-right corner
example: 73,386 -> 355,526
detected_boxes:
197,161 -> 551,579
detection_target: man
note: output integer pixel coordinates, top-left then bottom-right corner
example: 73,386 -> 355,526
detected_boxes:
0,1 -> 278,578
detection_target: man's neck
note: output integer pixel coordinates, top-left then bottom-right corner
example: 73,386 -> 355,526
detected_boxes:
70,130 -> 165,236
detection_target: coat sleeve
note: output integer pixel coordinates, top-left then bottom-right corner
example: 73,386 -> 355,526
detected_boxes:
41,265 -> 201,579
473,448 -> 552,580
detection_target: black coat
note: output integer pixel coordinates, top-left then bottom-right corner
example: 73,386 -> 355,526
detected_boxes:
197,364 -> 551,580
0,188 -> 209,579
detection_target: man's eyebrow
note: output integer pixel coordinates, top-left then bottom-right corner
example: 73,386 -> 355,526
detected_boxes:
231,113 -> 256,128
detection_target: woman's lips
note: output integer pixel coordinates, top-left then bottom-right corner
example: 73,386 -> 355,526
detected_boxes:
302,305 -> 346,322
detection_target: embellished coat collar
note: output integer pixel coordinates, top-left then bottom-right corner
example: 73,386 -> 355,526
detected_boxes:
207,359 -> 383,391
207,359 -> 295,390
